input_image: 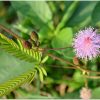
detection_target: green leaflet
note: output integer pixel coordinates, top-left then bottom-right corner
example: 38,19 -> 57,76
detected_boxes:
35,66 -> 47,82
0,69 -> 36,96
36,67 -> 44,82
0,33 -> 42,63
41,56 -> 49,64
40,67 -> 47,76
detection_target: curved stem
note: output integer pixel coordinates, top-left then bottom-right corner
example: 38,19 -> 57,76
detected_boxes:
83,60 -> 88,88
84,77 -> 88,87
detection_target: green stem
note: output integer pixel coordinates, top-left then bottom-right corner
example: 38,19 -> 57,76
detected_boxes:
83,60 -> 88,88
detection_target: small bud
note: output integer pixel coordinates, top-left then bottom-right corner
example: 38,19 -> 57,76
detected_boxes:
30,31 -> 39,42
73,56 -> 79,65
23,41 -> 32,49
30,31 -> 40,47
80,87 -> 91,100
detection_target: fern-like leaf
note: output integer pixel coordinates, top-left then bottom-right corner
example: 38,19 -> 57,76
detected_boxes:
0,69 -> 36,96
0,33 -> 42,63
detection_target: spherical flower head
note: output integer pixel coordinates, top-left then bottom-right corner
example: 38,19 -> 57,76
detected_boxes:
80,87 -> 91,100
73,27 -> 100,60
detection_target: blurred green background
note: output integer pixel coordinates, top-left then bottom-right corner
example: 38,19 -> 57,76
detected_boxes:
0,1 -> 100,99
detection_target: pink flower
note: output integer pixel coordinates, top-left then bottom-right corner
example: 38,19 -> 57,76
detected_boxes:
80,87 -> 91,100
73,27 -> 100,60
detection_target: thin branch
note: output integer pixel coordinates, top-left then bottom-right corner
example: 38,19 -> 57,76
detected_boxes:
76,66 -> 100,75
46,64 -> 100,75
47,53 -> 75,66
0,24 -> 24,41
45,64 -> 77,70
84,75 -> 100,79
46,53 -> 100,75
46,64 -> 100,80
